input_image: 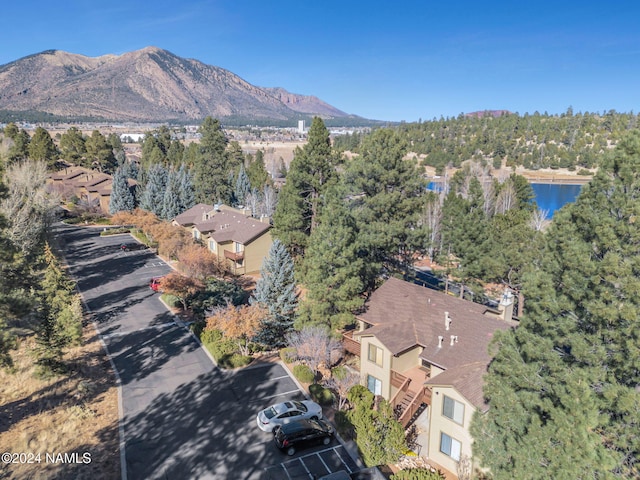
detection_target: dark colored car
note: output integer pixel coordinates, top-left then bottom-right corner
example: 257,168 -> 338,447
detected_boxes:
273,418 -> 334,456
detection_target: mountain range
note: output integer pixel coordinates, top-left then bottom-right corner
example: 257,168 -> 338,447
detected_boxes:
0,47 -> 355,123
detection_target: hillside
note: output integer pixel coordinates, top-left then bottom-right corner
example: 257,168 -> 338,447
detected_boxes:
0,47 -> 354,123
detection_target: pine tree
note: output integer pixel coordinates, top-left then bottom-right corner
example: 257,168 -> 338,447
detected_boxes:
193,117 -> 231,204
471,131 -> 640,479
28,127 -> 59,169
345,128 -> 426,289
272,117 -> 337,257
250,239 -> 297,348
109,166 -> 135,214
298,187 -> 365,330
247,149 -> 270,189
85,130 -> 117,174
36,244 -> 83,370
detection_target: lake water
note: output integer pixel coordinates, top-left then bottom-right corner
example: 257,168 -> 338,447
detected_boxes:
530,183 -> 582,218
427,181 -> 583,219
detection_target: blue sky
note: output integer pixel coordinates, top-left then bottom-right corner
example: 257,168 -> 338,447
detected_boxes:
2,1 -> 640,122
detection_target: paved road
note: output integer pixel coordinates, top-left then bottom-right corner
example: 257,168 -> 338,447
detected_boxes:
57,224 -> 361,480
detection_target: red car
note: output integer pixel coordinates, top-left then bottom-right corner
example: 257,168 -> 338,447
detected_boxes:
149,277 -> 163,292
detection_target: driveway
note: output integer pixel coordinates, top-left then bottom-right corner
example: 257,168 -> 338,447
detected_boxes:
57,224 -> 362,479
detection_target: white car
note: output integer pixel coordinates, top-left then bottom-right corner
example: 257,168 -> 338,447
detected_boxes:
256,400 -> 323,432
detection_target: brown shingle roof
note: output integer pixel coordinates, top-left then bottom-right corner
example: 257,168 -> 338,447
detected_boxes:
194,210 -> 270,245
355,277 -> 515,407
173,203 -> 215,227
426,361 -> 490,411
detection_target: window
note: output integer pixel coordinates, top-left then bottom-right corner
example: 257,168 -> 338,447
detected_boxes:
440,432 -> 461,461
442,395 -> 465,424
367,375 -> 382,395
368,344 -> 383,366
208,240 -> 217,253
235,242 -> 244,253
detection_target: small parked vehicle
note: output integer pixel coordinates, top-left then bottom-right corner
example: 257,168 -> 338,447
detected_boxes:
257,400 -> 323,432
120,242 -> 146,252
149,277 -> 163,292
273,418 -> 334,456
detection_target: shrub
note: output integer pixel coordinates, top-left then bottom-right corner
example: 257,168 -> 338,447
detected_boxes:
200,328 -> 223,346
391,468 -> 446,480
309,383 -> 334,406
334,410 -> 354,439
293,364 -> 314,383
279,347 -> 297,363
160,293 -> 181,308
218,353 -> 252,369
100,227 -> 131,236
210,339 -> 237,360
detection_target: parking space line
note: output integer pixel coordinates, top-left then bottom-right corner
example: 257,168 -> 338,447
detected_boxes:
267,374 -> 291,382
298,458 -> 312,478
314,452 -> 331,474
333,447 -> 353,473
280,463 -> 292,480
261,389 -> 301,400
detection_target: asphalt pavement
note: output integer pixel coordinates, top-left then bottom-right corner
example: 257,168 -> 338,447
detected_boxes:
56,224 -> 362,480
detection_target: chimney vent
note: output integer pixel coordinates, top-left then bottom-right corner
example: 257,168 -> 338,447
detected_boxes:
438,336 -> 444,348
445,312 -> 451,330
450,335 -> 458,346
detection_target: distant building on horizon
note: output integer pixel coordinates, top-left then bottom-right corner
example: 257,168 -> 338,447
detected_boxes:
297,120 -> 305,133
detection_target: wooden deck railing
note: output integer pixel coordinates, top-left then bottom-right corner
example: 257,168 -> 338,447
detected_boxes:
342,331 -> 361,356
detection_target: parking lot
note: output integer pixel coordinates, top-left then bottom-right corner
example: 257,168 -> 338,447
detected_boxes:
58,224 -> 364,479
264,445 -> 360,480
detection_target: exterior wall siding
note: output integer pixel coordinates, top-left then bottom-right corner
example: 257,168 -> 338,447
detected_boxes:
243,231 -> 273,274
358,336 -> 392,399
428,386 -> 475,474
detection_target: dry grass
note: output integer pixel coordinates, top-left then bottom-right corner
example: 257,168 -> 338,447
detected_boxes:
0,324 -> 119,480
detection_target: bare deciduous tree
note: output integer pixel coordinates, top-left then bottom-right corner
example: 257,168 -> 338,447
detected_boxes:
261,184 -> 277,217
324,367 -> 360,410
0,160 -> 60,255
494,181 -> 517,215
530,207 -> 549,231
421,194 -> 442,262
287,325 -> 343,380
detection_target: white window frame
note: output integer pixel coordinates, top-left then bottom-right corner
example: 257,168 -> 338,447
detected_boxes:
367,375 -> 382,396
442,395 -> 465,425
440,432 -> 461,461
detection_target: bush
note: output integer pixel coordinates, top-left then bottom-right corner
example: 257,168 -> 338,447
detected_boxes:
391,468 -> 446,480
309,383 -> 334,406
334,410 -> 354,439
200,328 -> 223,346
218,353 -> 253,369
100,227 -> 131,236
210,339 -> 237,360
160,293 -> 181,308
280,347 -> 297,363
293,364 -> 314,383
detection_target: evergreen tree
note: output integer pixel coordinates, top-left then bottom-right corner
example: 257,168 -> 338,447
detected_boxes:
59,127 -> 86,165
234,164 -> 251,206
36,244 -> 83,370
139,164 -> 167,216
247,149 -> 270,189
109,166 -> 135,214
85,130 -> 117,174
298,187 -> 365,330
250,239 -> 297,348
161,168 -> 182,220
167,139 -> 185,166
193,117 -> 231,204
472,131 -> 640,479
177,164 -> 195,212
272,117 -> 337,257
345,128 -> 426,289
5,128 -> 30,165
28,127 -> 59,169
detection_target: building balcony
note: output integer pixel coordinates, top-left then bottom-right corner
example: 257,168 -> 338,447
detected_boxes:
342,330 -> 361,356
224,250 -> 244,262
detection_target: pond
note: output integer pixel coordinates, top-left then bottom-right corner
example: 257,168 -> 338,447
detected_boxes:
427,181 -> 584,219
530,183 -> 583,218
